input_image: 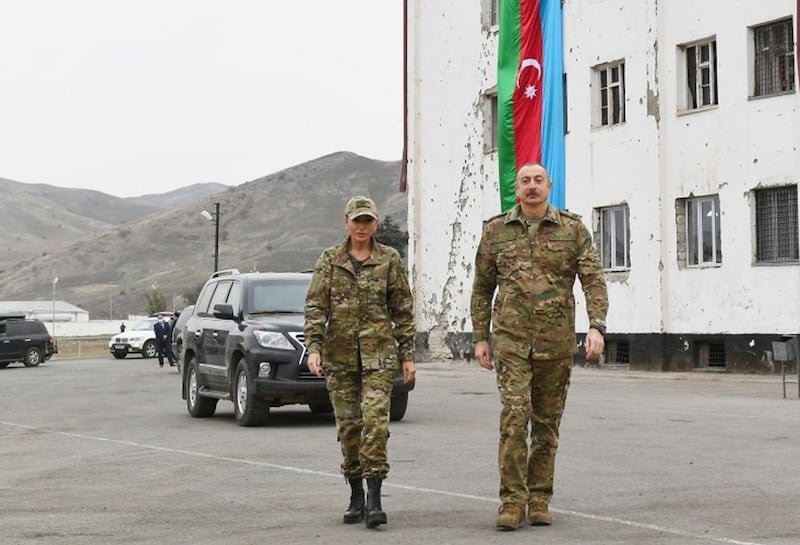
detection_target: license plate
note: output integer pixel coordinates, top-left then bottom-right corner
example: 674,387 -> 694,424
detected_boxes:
113,344 -> 127,350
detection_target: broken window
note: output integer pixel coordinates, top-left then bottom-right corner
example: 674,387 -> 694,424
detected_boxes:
595,61 -> 626,126
686,195 -> 722,267
684,39 -> 719,109
752,18 -> 796,97
598,204 -> 630,271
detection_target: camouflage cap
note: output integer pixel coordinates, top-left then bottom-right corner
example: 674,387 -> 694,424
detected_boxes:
345,195 -> 379,220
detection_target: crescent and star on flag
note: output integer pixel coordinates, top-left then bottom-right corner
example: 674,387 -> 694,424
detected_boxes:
516,58 -> 542,99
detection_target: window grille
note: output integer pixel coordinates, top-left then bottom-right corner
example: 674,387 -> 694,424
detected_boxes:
697,341 -> 726,369
753,19 -> 796,96
755,186 -> 799,262
606,340 -> 630,364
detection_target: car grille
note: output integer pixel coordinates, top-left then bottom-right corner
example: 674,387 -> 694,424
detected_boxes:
288,332 -> 318,379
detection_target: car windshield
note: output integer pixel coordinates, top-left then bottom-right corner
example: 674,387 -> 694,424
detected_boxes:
248,279 -> 310,314
132,319 -> 157,331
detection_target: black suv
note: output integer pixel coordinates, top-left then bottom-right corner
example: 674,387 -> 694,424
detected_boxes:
0,314 -> 58,368
180,270 -> 415,426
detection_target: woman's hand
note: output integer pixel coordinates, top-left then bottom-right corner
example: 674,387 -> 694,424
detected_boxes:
402,360 -> 416,383
307,352 -> 323,377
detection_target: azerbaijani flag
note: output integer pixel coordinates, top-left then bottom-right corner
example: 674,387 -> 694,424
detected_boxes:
497,0 -> 565,211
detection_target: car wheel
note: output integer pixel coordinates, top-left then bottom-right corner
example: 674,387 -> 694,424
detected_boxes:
23,347 -> 43,367
186,357 -> 217,418
142,341 -> 157,359
233,360 -> 269,427
112,350 -> 127,359
389,392 -> 408,422
309,403 -> 334,414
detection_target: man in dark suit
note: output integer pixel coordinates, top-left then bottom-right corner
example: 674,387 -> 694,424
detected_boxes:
154,314 -> 175,368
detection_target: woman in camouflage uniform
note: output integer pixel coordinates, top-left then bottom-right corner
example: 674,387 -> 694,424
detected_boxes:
304,195 -> 416,529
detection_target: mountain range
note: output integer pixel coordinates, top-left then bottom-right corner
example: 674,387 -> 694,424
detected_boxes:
0,152 -> 405,318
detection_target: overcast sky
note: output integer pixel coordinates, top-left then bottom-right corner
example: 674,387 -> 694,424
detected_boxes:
0,1 -> 403,197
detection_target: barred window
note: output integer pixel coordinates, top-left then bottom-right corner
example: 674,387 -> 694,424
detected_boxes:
686,195 -> 722,266
755,185 -> 799,263
595,61 -> 626,127
598,204 -> 630,271
753,18 -> 796,97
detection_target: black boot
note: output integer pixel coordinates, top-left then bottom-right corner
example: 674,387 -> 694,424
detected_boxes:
342,478 -> 365,524
365,477 -> 387,528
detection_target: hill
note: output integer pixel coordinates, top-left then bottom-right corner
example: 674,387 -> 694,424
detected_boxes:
0,178 -> 229,269
0,152 -> 405,318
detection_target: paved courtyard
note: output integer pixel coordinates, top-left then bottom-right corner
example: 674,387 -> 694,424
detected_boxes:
1,358 -> 798,544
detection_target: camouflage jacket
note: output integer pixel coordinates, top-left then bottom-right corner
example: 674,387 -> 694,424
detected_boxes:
470,204 -> 608,360
304,237 -> 415,372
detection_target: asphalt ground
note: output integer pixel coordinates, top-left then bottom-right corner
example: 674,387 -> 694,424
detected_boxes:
1,358 -> 798,545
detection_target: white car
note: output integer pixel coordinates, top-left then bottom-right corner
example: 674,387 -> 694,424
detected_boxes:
109,318 -> 160,359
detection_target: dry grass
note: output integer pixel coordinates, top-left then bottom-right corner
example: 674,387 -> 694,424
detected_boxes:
53,336 -> 110,360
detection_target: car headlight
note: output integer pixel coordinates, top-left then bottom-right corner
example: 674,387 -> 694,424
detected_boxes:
253,331 -> 294,351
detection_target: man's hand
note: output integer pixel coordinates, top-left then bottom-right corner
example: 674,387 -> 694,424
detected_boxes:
585,328 -> 605,362
474,340 -> 494,370
307,352 -> 323,377
402,360 -> 416,383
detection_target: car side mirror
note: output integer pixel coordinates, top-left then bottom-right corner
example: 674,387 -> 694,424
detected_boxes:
212,303 -> 236,321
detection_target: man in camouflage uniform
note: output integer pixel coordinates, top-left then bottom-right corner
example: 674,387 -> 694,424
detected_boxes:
304,195 -> 416,529
471,163 -> 608,531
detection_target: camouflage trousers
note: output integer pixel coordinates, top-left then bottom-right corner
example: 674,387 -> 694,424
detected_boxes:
325,368 -> 395,480
496,354 -> 572,505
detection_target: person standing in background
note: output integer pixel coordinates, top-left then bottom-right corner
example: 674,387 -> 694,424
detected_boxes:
153,314 -> 175,368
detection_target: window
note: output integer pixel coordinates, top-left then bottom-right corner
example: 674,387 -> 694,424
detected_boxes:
227,283 -> 242,315
752,18 -> 796,97
686,195 -> 722,266
598,205 -> 630,271
490,0 -> 498,26
594,61 -> 625,126
680,39 -> 718,110
606,340 -> 630,364
483,88 -> 498,153
208,281 -> 233,313
755,185 -> 799,263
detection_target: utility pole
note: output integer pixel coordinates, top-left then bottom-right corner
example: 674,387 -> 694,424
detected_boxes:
214,201 -> 220,273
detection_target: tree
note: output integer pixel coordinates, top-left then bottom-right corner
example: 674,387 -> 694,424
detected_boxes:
375,215 -> 408,259
145,287 -> 167,315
